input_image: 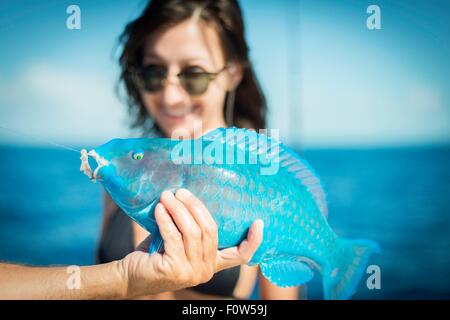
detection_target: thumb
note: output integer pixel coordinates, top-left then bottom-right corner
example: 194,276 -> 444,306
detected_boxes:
216,219 -> 264,272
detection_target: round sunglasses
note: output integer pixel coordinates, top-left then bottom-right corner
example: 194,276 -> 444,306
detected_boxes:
130,64 -> 227,96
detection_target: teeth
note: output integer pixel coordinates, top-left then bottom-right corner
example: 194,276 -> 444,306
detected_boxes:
80,149 -> 109,182
80,149 -> 93,180
164,107 -> 192,117
88,150 -> 109,182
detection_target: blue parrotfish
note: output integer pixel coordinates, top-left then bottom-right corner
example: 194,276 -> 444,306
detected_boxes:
80,127 -> 380,300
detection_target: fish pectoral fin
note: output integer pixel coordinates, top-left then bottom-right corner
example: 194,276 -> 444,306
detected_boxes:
259,256 -> 314,287
149,229 -> 164,254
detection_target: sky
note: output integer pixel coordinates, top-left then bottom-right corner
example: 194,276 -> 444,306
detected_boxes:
0,0 -> 449,148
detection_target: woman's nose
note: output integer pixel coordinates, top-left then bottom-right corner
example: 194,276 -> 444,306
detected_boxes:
161,76 -> 188,107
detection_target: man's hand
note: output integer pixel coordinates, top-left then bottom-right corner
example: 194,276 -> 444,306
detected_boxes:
120,189 -> 264,299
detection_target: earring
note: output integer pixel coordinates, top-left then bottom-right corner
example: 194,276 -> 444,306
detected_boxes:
225,90 -> 236,126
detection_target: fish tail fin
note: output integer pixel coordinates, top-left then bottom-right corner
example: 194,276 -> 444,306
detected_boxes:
323,238 -> 380,300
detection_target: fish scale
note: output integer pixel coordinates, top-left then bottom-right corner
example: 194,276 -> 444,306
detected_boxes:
82,127 -> 380,299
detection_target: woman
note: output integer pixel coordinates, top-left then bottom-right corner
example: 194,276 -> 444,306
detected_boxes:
98,0 -> 302,299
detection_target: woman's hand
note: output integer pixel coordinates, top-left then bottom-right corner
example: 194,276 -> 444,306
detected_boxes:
119,189 -> 264,299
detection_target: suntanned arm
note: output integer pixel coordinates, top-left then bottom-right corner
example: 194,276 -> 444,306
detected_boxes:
0,189 -> 264,300
0,261 -> 126,300
132,220 -> 175,299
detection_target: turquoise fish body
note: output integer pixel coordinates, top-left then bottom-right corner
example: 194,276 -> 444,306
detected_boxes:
86,127 -> 380,300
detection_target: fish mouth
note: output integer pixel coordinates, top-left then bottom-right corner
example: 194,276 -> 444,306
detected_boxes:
80,149 -> 109,182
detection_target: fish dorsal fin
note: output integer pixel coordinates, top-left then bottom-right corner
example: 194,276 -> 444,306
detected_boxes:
201,127 -> 228,141
279,148 -> 328,217
200,127 -> 328,218
201,127 -> 281,163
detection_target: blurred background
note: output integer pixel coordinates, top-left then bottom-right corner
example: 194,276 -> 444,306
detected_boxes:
0,0 -> 449,299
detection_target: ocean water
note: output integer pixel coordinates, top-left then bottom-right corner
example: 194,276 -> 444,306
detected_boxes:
0,145 -> 449,299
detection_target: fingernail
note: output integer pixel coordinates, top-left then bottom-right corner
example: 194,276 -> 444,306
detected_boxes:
176,188 -> 191,200
249,220 -> 264,241
162,190 -> 174,199
255,219 -> 264,228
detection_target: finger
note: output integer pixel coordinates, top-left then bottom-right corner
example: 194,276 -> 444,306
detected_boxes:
242,219 -> 264,259
216,219 -> 264,272
175,189 -> 216,227
160,190 -> 203,263
175,189 -> 218,266
154,202 -> 185,259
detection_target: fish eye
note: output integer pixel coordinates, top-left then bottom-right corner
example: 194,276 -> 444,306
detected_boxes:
131,151 -> 144,161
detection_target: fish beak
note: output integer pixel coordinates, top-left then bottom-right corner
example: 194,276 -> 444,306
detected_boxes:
80,149 -> 109,182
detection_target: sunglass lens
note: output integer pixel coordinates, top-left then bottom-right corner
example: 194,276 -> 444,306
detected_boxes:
141,65 -> 166,92
180,73 -> 210,95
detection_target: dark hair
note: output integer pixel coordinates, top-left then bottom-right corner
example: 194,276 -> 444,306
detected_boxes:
118,0 -> 267,134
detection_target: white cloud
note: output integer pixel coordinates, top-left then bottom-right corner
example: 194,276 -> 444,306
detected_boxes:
0,62 -> 131,146
405,85 -> 445,113
297,81 -> 450,147
1,62 -> 449,148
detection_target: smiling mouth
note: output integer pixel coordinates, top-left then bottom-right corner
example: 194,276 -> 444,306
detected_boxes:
163,106 -> 197,118
80,149 -> 109,182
